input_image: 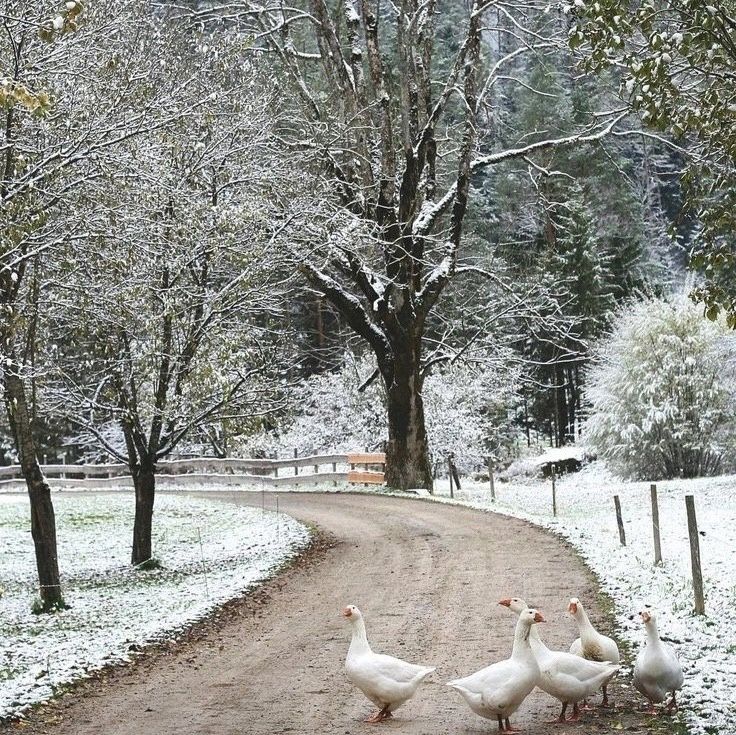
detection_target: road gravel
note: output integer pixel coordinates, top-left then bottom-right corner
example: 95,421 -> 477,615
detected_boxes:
6,491 -> 654,735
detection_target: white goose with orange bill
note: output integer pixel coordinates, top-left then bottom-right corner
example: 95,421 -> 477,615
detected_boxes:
342,604 -> 435,723
633,607 -> 683,714
499,597 -> 619,724
447,607 -> 543,733
568,597 -> 620,706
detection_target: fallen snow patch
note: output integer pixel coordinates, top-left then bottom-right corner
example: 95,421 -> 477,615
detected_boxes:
0,492 -> 309,718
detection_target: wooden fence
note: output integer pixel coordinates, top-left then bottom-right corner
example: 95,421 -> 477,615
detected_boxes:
612,484 -> 706,615
0,453 -> 386,490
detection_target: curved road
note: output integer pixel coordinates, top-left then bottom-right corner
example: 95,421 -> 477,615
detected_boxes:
10,492 -> 634,734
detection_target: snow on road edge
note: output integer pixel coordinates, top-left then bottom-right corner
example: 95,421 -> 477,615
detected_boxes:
422,469 -> 735,735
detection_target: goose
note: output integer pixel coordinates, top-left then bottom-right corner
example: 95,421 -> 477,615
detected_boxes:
633,608 -> 683,714
499,597 -> 619,724
447,607 -> 543,733
568,597 -> 620,706
342,604 -> 435,723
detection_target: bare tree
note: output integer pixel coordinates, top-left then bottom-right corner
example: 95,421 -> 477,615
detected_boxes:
194,0 -> 625,489
49,76 -> 286,565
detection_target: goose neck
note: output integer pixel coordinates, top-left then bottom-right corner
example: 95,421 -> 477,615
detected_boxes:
528,625 -> 550,654
576,607 -> 596,637
348,617 -> 371,656
645,620 -> 661,645
511,621 -> 536,661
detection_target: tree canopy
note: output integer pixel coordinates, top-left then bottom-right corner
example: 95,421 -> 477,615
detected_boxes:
567,0 -> 736,324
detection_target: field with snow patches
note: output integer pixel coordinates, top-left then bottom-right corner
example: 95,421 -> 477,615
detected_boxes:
441,464 -> 735,735
0,492 -> 310,719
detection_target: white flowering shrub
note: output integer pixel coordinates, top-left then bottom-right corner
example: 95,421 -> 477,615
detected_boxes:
585,295 -> 736,480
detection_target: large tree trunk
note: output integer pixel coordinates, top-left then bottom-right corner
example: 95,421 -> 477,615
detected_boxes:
382,345 -> 433,492
4,369 -> 64,610
131,460 -> 156,566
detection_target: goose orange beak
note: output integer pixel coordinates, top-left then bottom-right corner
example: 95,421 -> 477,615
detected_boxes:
534,611 -> 546,623
640,611 -> 651,623
498,598 -> 512,607
342,607 -> 352,618
568,602 -> 578,614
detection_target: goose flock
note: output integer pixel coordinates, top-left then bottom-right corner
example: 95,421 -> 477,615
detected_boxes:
342,597 -> 683,731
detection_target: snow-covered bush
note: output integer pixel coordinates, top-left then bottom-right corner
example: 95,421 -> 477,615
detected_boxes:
585,294 -> 736,480
502,446 -> 594,480
239,352 -> 520,475
238,353 -> 386,458
423,358 -> 520,475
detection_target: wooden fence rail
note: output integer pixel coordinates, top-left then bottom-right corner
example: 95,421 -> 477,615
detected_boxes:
0,453 -> 386,489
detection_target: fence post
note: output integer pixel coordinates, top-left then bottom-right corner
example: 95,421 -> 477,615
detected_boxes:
685,495 -> 705,615
294,448 -> 298,476
613,495 -> 626,546
551,465 -> 557,517
487,457 -> 496,502
447,455 -> 454,498
650,483 -> 662,565
448,453 -> 461,492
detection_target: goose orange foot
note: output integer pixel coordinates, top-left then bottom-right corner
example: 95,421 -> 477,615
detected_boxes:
365,706 -> 392,723
498,717 -> 522,733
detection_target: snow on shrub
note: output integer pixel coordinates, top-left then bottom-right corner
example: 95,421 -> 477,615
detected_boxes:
502,445 -> 593,479
238,353 -> 386,458
239,352 -> 520,474
584,294 -> 736,480
423,358 -> 520,475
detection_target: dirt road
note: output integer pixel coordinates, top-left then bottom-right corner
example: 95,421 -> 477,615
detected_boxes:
10,492 -> 644,734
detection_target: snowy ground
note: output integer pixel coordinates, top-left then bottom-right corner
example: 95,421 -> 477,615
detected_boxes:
0,492 -> 309,719
3,471 -> 733,733
437,464 -> 735,735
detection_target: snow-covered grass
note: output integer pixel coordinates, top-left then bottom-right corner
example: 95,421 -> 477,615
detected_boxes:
4,470 -> 733,732
442,464 -> 736,735
0,492 -> 309,719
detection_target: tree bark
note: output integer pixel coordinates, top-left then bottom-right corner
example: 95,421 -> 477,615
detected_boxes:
382,344 -> 433,492
4,368 -> 64,609
554,363 -> 567,447
131,460 -> 156,566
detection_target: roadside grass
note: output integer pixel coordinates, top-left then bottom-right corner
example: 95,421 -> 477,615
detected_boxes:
0,492 -> 309,718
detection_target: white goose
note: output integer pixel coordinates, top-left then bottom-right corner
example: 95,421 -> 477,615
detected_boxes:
447,607 -> 543,733
342,604 -> 435,723
500,597 -> 619,723
633,608 -> 683,714
568,597 -> 620,706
